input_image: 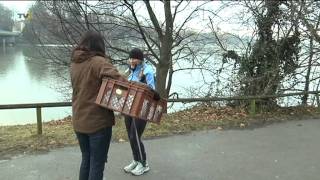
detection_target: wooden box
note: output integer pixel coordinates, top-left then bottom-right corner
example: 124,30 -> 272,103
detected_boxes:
95,78 -> 167,123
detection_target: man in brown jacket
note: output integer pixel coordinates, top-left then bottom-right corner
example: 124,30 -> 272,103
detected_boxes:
70,31 -> 127,180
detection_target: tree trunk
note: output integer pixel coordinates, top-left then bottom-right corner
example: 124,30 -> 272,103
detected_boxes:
156,61 -> 169,99
156,41 -> 171,98
154,0 -> 173,99
166,65 -> 174,97
302,36 -> 314,105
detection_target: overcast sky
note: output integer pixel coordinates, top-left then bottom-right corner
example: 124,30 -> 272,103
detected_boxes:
0,1 -> 252,36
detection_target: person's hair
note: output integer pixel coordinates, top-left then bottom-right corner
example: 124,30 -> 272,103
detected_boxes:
129,48 -> 144,61
76,30 -> 106,54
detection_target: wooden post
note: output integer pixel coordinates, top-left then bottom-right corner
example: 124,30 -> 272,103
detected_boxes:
249,99 -> 256,115
2,39 -> 5,52
316,93 -> 320,111
36,107 -> 42,135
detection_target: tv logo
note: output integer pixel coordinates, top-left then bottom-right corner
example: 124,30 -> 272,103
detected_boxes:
17,12 -> 32,20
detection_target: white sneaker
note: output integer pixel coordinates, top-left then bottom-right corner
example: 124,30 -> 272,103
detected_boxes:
124,160 -> 138,173
131,162 -> 150,176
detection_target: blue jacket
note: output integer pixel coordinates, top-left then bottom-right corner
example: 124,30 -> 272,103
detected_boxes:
128,63 -> 155,90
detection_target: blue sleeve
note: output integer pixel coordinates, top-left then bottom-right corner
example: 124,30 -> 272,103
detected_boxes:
144,66 -> 155,90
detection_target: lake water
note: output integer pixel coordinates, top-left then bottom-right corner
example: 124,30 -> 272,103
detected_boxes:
0,46 -> 72,125
0,46 -> 202,126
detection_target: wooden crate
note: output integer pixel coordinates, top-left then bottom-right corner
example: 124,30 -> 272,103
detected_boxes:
95,78 -> 167,123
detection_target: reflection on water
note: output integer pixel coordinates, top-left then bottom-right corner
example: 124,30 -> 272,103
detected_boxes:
0,46 -> 202,126
0,46 -> 71,125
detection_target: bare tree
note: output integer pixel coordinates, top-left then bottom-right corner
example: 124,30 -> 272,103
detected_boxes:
26,0 -> 223,100
296,1 -> 320,43
286,1 -> 320,105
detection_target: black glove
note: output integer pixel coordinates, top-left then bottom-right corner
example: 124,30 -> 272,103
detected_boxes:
140,74 -> 146,83
152,90 -> 161,101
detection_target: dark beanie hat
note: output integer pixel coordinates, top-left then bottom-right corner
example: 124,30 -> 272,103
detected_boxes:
129,48 -> 144,61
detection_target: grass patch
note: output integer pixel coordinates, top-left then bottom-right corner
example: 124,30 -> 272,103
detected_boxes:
1,105 -> 320,159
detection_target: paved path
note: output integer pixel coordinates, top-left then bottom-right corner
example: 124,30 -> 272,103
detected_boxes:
1,119 -> 320,180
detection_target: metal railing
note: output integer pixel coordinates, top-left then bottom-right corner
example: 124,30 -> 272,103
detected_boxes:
0,91 -> 319,135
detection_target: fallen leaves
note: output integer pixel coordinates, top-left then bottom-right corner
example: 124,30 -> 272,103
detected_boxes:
46,116 -> 72,126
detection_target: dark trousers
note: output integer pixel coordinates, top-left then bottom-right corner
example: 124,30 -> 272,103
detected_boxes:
125,116 -> 147,165
75,127 -> 112,180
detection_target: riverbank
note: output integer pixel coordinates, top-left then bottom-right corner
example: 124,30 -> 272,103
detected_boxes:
1,105 -> 320,160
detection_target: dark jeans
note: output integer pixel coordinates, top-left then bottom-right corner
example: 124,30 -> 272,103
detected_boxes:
124,116 -> 147,165
75,127 -> 112,180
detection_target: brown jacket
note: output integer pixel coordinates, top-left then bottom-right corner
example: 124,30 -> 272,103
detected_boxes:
70,50 -> 127,133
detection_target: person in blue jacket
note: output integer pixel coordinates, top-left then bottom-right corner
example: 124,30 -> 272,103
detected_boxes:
123,48 -> 159,176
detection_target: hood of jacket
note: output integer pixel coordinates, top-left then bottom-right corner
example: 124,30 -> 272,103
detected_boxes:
71,49 -> 106,63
